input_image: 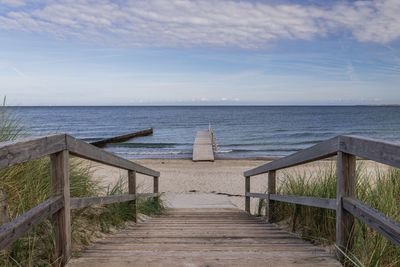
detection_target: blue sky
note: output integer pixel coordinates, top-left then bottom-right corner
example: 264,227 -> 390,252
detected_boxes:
0,0 -> 400,105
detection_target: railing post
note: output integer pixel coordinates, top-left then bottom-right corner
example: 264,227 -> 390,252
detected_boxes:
245,176 -> 250,213
50,150 -> 71,266
267,170 -> 276,223
153,176 -> 159,194
128,170 -> 137,223
336,152 -> 356,262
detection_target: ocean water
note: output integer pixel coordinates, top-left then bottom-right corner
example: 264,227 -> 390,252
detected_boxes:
9,106 -> 400,159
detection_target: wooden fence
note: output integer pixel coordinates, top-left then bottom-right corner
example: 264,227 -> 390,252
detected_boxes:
0,134 -> 160,266
244,135 -> 400,261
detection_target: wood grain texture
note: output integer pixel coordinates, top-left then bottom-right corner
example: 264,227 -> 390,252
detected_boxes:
244,136 -> 339,176
340,135 -> 400,168
192,131 -> 215,161
0,196 -> 63,249
51,150 -> 71,266
66,135 -> 159,177
70,193 -> 158,210
343,197 -> 400,246
0,134 -> 66,169
245,176 -> 250,213
336,152 -> 356,261
246,193 -> 336,210
68,208 -> 341,267
267,171 -> 276,223
128,171 -> 137,223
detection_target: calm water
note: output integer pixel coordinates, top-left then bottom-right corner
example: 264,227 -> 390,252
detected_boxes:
9,106 -> 400,159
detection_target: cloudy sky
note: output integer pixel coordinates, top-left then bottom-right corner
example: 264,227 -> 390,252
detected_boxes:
1,0 -> 400,105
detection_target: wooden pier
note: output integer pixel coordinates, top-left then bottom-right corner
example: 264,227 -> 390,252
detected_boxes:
192,130 -> 215,161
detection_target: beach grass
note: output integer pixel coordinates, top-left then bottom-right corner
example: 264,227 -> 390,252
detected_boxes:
0,103 -> 164,266
271,162 -> 400,267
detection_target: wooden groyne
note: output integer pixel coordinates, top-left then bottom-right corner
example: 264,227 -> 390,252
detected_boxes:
192,130 -> 215,161
91,128 -> 153,147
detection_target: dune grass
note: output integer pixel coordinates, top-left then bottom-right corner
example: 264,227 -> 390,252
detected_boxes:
270,162 -> 400,267
0,103 -> 164,266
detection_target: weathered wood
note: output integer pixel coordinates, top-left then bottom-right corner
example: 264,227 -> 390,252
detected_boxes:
343,197 -> 400,246
128,171 -> 137,223
245,193 -> 336,210
51,150 -> 71,266
0,134 -> 66,169
153,176 -> 159,194
0,189 -> 9,225
66,135 -> 159,177
70,193 -> 158,210
336,152 -> 356,261
244,136 -> 339,176
193,130 -> 215,161
267,171 -> 276,223
0,196 -> 63,249
68,208 -> 341,267
91,128 -> 153,147
245,176 -> 250,213
340,135 -> 400,169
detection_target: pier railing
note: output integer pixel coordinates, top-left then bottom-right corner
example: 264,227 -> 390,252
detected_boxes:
0,134 -> 160,266
244,135 -> 400,261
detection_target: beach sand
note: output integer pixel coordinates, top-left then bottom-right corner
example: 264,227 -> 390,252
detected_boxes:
88,158 -> 387,213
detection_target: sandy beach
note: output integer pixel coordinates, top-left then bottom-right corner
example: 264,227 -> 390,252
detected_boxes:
89,158 -> 387,213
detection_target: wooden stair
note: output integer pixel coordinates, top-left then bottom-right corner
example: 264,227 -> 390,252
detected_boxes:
68,208 -> 341,267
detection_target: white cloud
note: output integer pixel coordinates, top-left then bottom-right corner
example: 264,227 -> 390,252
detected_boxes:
0,0 -> 25,7
0,0 -> 399,49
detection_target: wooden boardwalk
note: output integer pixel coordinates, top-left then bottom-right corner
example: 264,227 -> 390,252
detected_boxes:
192,130 -> 215,161
68,208 -> 341,267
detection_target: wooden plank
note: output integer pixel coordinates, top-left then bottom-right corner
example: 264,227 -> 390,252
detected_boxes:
245,176 -> 250,213
70,193 -> 158,210
68,208 -> 341,267
66,135 -> 160,177
343,197 -> 400,246
336,152 -> 356,261
340,135 -> 400,169
91,128 -> 153,147
153,176 -> 159,194
0,196 -> 63,249
193,131 -> 215,161
0,134 -> 66,169
128,171 -> 137,223
51,150 -> 71,266
0,189 -> 9,225
244,136 -> 339,177
267,171 -> 276,223
246,193 -> 336,210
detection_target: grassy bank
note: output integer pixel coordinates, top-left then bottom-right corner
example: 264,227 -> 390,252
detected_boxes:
269,163 -> 400,267
0,104 -> 164,266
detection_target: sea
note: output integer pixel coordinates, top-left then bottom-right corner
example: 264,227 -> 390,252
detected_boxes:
9,106 -> 400,159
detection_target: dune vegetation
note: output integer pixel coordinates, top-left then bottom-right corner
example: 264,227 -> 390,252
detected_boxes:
265,163 -> 400,267
0,103 -> 164,266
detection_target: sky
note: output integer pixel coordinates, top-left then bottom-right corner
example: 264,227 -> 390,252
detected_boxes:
0,0 -> 400,106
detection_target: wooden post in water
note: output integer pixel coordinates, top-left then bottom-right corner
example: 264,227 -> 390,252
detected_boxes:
336,152 -> 356,263
267,170 -> 276,223
245,176 -> 250,213
50,150 -> 71,266
128,171 -> 137,223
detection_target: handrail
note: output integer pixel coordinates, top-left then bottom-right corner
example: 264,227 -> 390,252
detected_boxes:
0,134 -> 160,266
244,134 -> 400,263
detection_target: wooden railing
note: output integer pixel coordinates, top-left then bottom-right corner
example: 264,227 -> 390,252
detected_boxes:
0,134 -> 160,266
244,135 -> 400,261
